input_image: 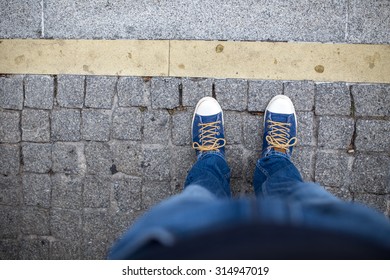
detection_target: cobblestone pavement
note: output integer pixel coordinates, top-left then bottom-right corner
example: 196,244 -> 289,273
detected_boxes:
0,75 -> 389,259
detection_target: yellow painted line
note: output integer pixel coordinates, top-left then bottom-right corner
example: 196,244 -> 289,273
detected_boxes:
0,39 -> 169,76
0,39 -> 389,83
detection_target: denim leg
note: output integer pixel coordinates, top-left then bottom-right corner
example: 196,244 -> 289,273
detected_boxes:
184,152 -> 231,198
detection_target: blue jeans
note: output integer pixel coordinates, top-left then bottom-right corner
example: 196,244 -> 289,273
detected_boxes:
108,153 -> 390,259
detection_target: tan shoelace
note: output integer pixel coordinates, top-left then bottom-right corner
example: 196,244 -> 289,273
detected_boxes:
265,120 -> 297,152
192,121 -> 226,152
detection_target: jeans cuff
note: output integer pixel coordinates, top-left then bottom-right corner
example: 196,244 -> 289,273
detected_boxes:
197,151 -> 226,161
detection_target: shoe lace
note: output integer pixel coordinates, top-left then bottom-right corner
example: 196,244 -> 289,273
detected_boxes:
265,120 -> 297,152
192,121 -> 226,152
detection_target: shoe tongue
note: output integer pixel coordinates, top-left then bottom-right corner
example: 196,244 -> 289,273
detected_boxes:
199,113 -> 221,124
269,112 -> 291,123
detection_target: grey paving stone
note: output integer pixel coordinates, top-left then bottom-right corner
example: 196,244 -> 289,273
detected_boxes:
172,110 -> 192,146
242,113 -> 263,151
0,75 -> 24,110
0,0 -> 41,38
21,207 -> 49,235
350,154 -> 390,194
354,193 -> 387,214
352,84 -> 390,117
109,210 -> 138,242
0,240 -> 20,260
0,206 -> 20,238
112,175 -> 142,212
142,147 -> 171,181
51,174 -> 83,210
112,107 -> 142,141
50,240 -> 81,260
182,78 -> 213,107
248,80 -> 283,112
50,209 -> 82,241
51,109 -> 81,141
231,178 -> 252,197
111,141 -> 141,176
0,176 -> 21,206
142,181 -> 171,209
21,109 -> 50,142
215,79 -> 247,111
296,111 -> 315,147
325,186 -> 353,202
347,0 -> 390,44
85,142 -> 112,175
24,76 -> 54,109
315,83 -> 351,116
0,110 -> 21,143
143,109 -> 171,144
52,142 -> 85,175
318,116 -> 354,150
44,0 -> 346,42
83,176 -> 111,208
82,109 -> 111,141
225,145 -> 244,178
170,146 -> 195,182
355,120 -> 390,152
0,144 -> 20,176
22,143 -> 52,173
85,76 -> 116,109
315,150 -> 353,187
57,75 -> 85,108
284,81 -> 315,111
82,209 -> 110,259
244,150 -> 260,185
22,173 -> 51,208
291,147 -> 315,182
151,78 -> 180,109
224,111 -> 243,144
20,238 -> 50,260
117,77 -> 150,107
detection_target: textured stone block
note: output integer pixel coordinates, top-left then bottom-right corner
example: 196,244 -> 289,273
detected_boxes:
142,181 -> 171,209
315,83 -> 351,116
170,146 -> 195,181
82,109 -> 111,141
151,78 -> 180,109
21,207 -> 49,235
112,107 -> 142,140
0,206 -> 20,238
243,113 -> 263,150
224,111 -> 242,144
315,150 -> 353,187
57,75 -> 85,108
50,240 -> 81,260
284,81 -> 315,111
85,76 -> 116,109
85,142 -> 112,175
225,145 -> 244,178
182,78 -> 213,107
248,80 -> 283,112
111,141 -> 141,176
350,154 -> 390,194
22,143 -> 52,173
325,186 -> 353,202
172,110 -> 192,146
142,147 -> 171,181
22,173 -> 51,208
352,84 -> 390,117
52,142 -> 85,175
51,174 -> 83,210
0,176 -> 21,206
296,111 -> 314,147
143,109 -> 171,144
0,240 -> 20,260
20,238 -> 49,260
318,116 -> 354,150
51,109 -> 81,141
21,109 -> 50,142
112,175 -> 142,212
50,209 -> 82,241
83,176 -> 111,208
291,147 -> 314,182
354,193 -> 387,214
24,76 -> 54,109
244,150 -> 260,185
117,77 -> 150,107
0,144 -> 20,176
0,110 -> 21,143
0,75 -> 24,110
109,210 -> 138,241
215,79 -> 247,111
82,209 -> 110,259
355,120 -> 390,152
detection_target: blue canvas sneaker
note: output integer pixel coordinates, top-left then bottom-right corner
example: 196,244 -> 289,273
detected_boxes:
262,95 -> 298,159
192,97 -> 226,158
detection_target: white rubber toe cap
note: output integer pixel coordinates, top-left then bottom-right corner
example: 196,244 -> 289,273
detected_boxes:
266,95 -> 296,114
194,97 -> 222,116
